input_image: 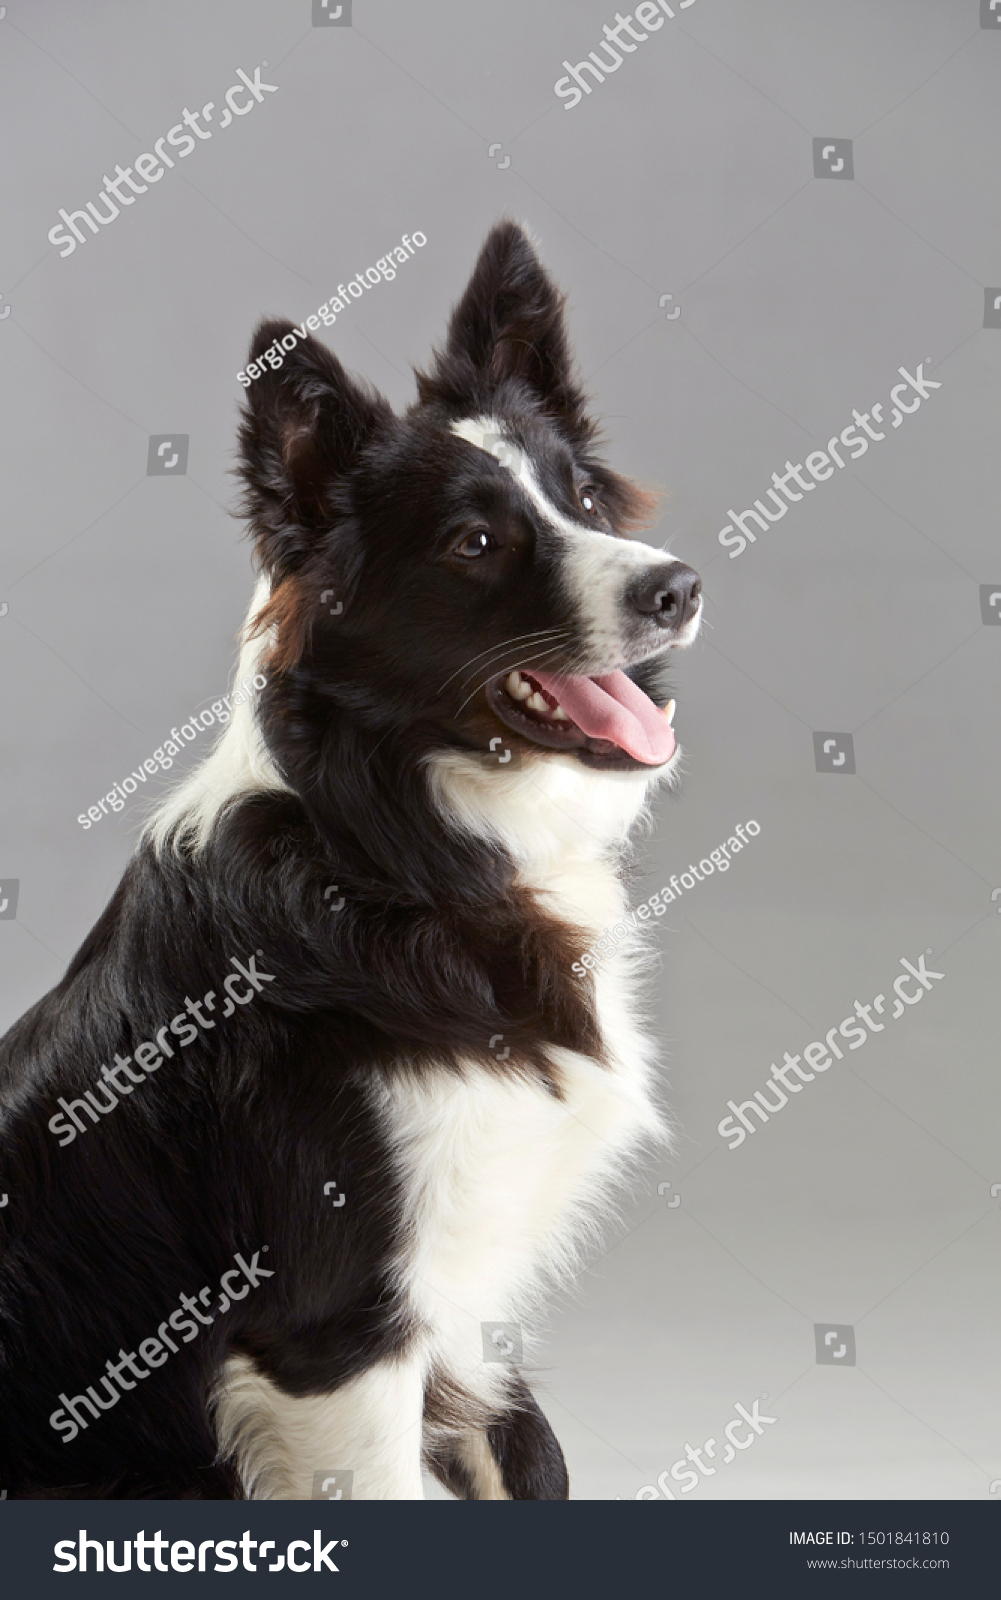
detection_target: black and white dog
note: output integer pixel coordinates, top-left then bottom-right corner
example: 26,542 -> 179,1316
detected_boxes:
0,222 -> 701,1500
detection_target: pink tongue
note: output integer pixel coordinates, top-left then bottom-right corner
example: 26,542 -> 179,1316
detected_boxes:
531,670 -> 676,765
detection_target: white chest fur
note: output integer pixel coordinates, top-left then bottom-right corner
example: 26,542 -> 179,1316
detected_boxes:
381,751 -> 675,1405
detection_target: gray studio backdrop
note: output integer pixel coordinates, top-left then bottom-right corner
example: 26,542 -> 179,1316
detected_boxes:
2,0 -> 999,1501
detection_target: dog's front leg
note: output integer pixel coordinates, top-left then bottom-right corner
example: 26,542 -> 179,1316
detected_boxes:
426,1375 -> 569,1501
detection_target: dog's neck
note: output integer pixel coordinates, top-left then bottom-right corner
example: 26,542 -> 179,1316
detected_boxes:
424,747 -> 656,870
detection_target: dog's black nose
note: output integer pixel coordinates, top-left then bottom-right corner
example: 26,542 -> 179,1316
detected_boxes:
629,562 -> 702,629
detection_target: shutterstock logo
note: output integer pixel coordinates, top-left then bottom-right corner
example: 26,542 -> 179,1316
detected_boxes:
146,435 -> 188,475
980,586 -> 1001,624
815,1324 -> 856,1366
813,732 -> 855,774
53,1528 -> 343,1573
813,138 -> 853,179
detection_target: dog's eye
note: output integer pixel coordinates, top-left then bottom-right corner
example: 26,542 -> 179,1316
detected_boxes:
578,486 -> 600,516
455,529 -> 495,559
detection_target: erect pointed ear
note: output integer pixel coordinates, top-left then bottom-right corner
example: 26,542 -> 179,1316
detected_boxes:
414,221 -> 595,442
237,318 -> 392,584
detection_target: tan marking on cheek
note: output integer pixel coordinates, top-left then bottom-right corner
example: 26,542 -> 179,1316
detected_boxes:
247,573 -> 315,673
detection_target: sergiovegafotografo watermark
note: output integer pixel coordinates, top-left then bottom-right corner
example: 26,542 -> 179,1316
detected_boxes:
236,233 -> 428,388
76,674 -> 266,829
573,820 -> 761,974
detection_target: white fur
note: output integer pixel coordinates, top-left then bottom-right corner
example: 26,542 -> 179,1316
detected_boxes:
425,743 -> 679,869
372,1006 -> 665,1384
143,576 -> 290,856
383,747 -> 671,1490
213,1351 -> 426,1500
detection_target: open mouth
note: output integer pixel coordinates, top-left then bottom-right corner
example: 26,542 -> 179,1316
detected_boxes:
485,667 -> 677,768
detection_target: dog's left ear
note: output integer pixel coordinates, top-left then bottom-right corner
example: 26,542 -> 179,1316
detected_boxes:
237,318 -> 391,584
237,319 -> 393,671
415,221 -> 594,442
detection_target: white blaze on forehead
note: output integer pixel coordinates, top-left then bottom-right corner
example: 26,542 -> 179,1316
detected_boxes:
450,415 -> 688,661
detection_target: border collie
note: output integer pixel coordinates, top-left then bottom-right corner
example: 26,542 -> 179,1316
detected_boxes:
0,221 -> 701,1500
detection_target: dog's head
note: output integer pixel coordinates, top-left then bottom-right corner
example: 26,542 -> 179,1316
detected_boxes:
237,222 -> 701,781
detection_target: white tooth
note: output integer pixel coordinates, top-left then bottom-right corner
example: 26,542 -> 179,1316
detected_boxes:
526,691 -> 549,714
507,672 -> 532,701
663,699 -> 676,725
552,705 -> 569,721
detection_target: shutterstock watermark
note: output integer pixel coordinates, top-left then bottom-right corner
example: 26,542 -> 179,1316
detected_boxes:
76,674 -> 266,829
718,950 -> 945,1149
718,363 -> 943,559
53,1526 -> 340,1574
572,820 -> 760,975
237,232 -> 428,388
623,1396 -> 776,1499
49,1248 -> 274,1444
48,65 -> 278,258
555,2 -> 697,110
46,952 -> 276,1147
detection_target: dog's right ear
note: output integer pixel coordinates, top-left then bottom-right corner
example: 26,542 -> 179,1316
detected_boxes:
237,318 -> 391,585
414,221 -> 595,444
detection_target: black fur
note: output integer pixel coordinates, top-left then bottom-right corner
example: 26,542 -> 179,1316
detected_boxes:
0,221 -> 687,1498
486,1380 -> 570,1501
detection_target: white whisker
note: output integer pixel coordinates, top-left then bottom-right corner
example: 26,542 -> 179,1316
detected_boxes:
437,628 -> 569,696
454,641 -> 570,718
